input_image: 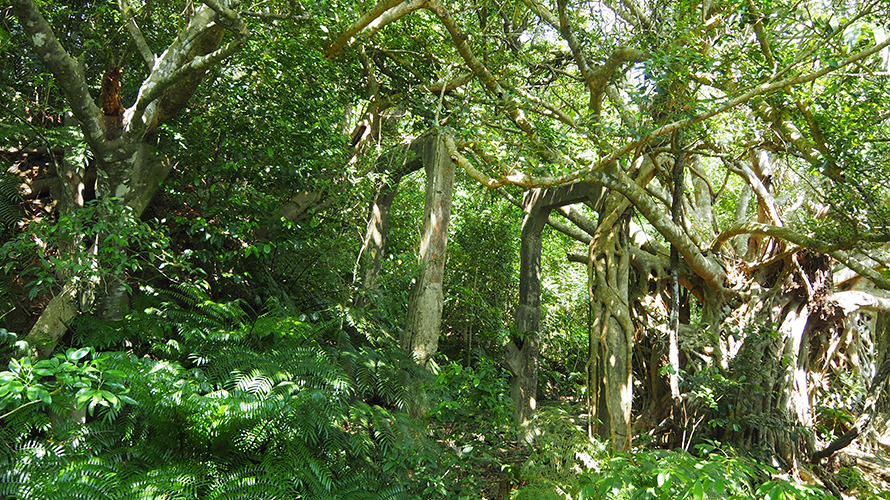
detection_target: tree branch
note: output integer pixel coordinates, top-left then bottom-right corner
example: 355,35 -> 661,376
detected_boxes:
426,0 -> 533,136
725,159 -> 783,226
10,0 -> 105,147
618,0 -> 651,30
588,47 -> 649,117
365,0 -> 428,40
451,136 -> 724,287
497,187 -> 591,244
747,0 -> 776,71
830,290 -> 890,314
326,0 -> 407,58
129,4 -> 245,136
201,0 -> 242,27
712,222 -> 890,290
529,0 -> 648,115
427,72 -> 473,94
119,0 -> 155,66
456,34 -> 890,189
555,0 -> 597,106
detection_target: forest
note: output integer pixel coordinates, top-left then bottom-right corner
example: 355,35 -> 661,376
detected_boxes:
2,0 -> 890,498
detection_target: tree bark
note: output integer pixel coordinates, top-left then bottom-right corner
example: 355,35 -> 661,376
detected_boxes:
354,149 -> 424,307
508,183 -> 598,428
583,158 -> 658,451
589,205 -> 634,451
402,131 -> 456,366
11,0 -> 237,355
726,252 -> 834,462
669,151 -> 687,401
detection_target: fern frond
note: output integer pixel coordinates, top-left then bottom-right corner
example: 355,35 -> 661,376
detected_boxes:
54,458 -> 120,499
0,170 -> 23,230
205,467 -> 291,500
119,462 -> 208,500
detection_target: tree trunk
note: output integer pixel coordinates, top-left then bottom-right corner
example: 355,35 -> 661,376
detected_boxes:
668,151 -> 687,401
25,144 -> 172,352
354,186 -> 399,308
589,207 -> 634,451
354,149 -> 423,307
12,0 -> 233,355
724,252 -> 836,463
507,184 -> 599,427
402,131 -> 456,366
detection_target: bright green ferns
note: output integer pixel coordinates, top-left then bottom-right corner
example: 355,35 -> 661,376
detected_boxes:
0,294 -> 440,499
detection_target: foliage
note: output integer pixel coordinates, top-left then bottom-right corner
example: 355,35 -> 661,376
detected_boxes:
0,197 -> 172,300
835,466 -> 890,500
0,303 -> 446,499
442,183 -> 519,360
430,358 -> 514,429
813,369 -> 867,441
520,404 -> 608,484
573,442 -> 832,500
0,346 -> 131,424
6,0 -> 890,498
514,409 -> 834,500
0,169 -> 22,232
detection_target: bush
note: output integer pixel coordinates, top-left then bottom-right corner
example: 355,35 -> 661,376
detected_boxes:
573,441 -> 832,500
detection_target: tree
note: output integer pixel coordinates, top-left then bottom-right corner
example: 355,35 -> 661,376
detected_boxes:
328,0 -> 890,455
7,0 -> 309,355
4,0 -> 890,495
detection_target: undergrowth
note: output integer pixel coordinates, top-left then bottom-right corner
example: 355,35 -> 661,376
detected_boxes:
0,284 -> 447,499
0,282 -> 857,500
513,406 -> 836,500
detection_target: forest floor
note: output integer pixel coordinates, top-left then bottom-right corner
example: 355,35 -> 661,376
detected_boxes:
431,404 -> 890,500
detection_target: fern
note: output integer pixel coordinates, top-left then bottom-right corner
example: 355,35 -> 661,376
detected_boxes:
120,462 -> 208,500
0,169 -> 23,230
205,467 -> 292,500
1,301 -> 445,499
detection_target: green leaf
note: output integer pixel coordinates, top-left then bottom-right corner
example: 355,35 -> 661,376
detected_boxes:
36,387 -> 52,404
713,477 -> 725,495
100,390 -> 119,406
68,347 -> 90,361
657,471 -> 671,488
76,387 -> 96,406
26,385 -> 40,401
9,358 -> 24,375
692,479 -> 704,500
